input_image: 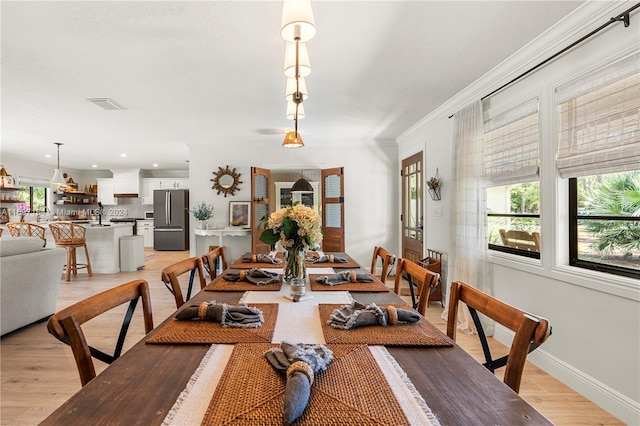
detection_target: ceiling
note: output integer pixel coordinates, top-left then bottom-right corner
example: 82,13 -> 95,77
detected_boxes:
1,1 -> 584,172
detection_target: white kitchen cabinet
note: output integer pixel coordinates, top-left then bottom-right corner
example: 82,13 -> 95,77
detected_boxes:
140,178 -> 161,205
136,220 -> 155,248
96,178 -> 115,205
158,179 -> 189,190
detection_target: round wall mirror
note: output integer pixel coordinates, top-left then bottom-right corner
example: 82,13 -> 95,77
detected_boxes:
211,165 -> 242,197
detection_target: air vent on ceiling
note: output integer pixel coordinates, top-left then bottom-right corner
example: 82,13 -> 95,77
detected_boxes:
86,98 -> 127,110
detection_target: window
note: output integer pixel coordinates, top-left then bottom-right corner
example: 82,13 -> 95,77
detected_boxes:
569,172 -> 639,278
484,98 -> 541,258
274,181 -> 319,212
19,185 -> 48,213
557,52 -> 639,278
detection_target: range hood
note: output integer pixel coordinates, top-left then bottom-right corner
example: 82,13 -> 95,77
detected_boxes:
111,169 -> 140,198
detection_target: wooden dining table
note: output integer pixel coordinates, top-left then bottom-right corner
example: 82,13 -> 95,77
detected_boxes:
41,253 -> 551,425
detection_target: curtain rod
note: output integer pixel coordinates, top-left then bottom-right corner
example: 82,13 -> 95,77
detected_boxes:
448,2 -> 640,118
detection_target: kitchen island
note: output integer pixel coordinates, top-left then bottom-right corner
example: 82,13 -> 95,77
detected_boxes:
39,222 -> 135,273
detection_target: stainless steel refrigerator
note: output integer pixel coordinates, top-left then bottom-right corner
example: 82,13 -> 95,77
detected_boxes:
153,189 -> 189,250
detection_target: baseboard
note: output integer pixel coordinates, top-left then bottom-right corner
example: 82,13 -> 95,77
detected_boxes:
494,326 -> 640,425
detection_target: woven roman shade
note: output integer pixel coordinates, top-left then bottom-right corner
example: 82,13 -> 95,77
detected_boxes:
555,52 -> 640,178
483,97 -> 540,186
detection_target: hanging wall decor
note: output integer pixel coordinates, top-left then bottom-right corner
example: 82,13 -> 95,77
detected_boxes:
211,165 -> 242,197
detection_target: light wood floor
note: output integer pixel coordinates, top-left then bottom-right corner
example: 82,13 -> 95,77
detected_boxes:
0,250 -> 624,425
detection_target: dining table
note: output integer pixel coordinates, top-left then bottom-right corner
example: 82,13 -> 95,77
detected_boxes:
41,252 -> 551,425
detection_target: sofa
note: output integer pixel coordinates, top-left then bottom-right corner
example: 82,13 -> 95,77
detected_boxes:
1,236 -> 66,335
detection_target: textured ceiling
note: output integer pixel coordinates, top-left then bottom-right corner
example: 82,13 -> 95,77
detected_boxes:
1,1 -> 583,171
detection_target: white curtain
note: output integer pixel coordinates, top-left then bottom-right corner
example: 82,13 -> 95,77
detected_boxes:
442,100 -> 490,335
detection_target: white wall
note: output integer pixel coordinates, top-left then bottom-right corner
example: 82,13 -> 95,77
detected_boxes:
397,2 -> 640,424
187,140 -> 399,266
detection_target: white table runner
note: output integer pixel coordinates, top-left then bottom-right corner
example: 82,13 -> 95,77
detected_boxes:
163,344 -> 441,426
240,282 -> 352,344
163,280 -> 441,425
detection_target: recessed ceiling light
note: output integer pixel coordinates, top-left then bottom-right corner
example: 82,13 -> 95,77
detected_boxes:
92,164 -> 98,168
153,163 -> 159,168
120,153 -> 127,158
45,154 -> 51,158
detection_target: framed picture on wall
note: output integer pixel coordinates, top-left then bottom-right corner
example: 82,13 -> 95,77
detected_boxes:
229,201 -> 251,228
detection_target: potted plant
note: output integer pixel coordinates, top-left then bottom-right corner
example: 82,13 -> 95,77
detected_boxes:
427,169 -> 441,201
190,201 -> 215,229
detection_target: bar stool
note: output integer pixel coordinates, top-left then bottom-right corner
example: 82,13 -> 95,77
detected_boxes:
7,222 -> 47,247
49,222 -> 92,281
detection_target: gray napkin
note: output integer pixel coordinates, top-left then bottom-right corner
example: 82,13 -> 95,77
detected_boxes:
175,301 -> 264,328
223,268 -> 280,285
305,254 -> 347,264
315,271 -> 374,286
327,301 -> 420,330
264,342 -> 334,424
242,254 -> 283,264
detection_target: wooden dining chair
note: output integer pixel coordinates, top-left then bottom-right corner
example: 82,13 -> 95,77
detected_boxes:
393,258 -> 440,315
446,281 -> 551,393
370,246 -> 396,283
47,279 -> 154,387
161,257 -> 207,309
6,222 -> 47,247
202,246 -> 228,280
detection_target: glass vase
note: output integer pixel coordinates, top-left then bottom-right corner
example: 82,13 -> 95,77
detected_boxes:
283,248 -> 306,285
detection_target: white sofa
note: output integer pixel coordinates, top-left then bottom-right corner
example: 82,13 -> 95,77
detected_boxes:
0,237 -> 66,335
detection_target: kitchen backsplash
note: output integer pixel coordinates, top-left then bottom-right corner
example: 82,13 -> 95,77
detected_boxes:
100,198 -> 150,220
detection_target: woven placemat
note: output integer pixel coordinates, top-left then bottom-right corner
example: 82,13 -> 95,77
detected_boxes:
309,274 -> 389,292
204,273 -> 283,292
202,343 -> 410,425
319,304 -> 454,347
146,304 -> 277,344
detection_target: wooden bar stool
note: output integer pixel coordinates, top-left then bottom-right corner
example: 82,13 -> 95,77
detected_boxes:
7,222 -> 47,247
49,222 -> 92,281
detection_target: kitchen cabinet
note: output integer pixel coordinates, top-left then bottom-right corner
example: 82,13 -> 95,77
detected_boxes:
158,178 -> 189,190
141,178 -> 161,205
136,220 -> 155,248
96,178 -> 115,205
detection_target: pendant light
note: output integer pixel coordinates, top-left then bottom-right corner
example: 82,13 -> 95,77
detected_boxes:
51,142 -> 65,184
281,0 -> 315,149
291,170 -> 313,193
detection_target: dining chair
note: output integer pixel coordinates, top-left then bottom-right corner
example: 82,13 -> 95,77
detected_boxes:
446,281 -> 551,393
48,222 -> 92,281
7,222 -> 47,247
161,257 -> 207,309
393,258 -> 440,315
417,248 -> 443,306
370,246 -> 396,283
202,245 -> 228,280
47,279 -> 154,387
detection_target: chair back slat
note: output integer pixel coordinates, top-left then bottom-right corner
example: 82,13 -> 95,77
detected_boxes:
370,246 -> 396,283
7,222 -> 47,246
49,222 -> 86,244
161,257 -> 206,308
393,258 -> 439,315
202,246 -> 228,280
47,279 -> 153,387
446,281 -> 551,393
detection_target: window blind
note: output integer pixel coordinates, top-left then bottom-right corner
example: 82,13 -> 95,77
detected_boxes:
556,51 -> 640,178
483,98 -> 540,186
